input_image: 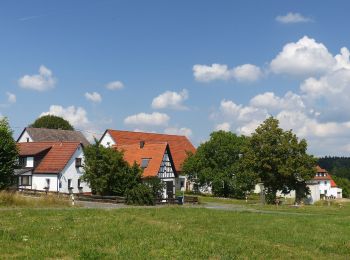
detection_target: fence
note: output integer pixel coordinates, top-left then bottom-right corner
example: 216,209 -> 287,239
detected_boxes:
17,188 -> 198,205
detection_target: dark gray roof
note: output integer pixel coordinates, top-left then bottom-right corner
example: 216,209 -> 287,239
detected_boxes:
19,127 -> 90,146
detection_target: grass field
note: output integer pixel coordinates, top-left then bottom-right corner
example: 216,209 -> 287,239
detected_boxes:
1,199 -> 350,259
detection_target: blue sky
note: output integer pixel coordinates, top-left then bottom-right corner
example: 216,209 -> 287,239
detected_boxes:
2,1 -> 350,156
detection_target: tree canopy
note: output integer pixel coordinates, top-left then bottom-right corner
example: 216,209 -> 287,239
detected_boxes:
182,131 -> 256,198
0,117 -> 18,190
30,115 -> 74,130
242,117 -> 316,203
82,140 -> 142,196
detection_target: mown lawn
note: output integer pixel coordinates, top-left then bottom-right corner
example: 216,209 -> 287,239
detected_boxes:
1,204 -> 350,259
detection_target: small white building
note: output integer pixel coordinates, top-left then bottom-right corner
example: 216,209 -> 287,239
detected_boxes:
16,142 -> 91,194
314,166 -> 342,199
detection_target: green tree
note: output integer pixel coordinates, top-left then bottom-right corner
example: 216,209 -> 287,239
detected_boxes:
82,140 -> 142,196
182,131 -> 256,198
30,115 -> 74,130
332,176 -> 350,198
242,117 -> 316,204
0,118 -> 18,189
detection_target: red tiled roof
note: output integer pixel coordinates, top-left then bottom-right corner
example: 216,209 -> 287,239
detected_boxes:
17,142 -> 53,156
114,142 -> 169,177
313,165 -> 338,187
105,129 -> 196,173
17,142 -> 81,174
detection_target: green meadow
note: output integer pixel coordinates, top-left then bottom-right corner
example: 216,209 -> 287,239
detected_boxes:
0,195 -> 349,259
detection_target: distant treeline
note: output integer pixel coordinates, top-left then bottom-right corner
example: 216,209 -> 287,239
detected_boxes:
318,156 -> 350,198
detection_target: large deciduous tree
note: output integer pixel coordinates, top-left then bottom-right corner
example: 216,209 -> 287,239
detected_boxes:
30,115 -> 74,130
242,117 -> 316,204
182,131 -> 257,198
0,117 -> 18,189
82,140 -> 142,196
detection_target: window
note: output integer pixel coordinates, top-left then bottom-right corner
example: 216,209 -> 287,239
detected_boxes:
107,142 -> 110,147
180,181 -> 184,188
68,179 -> 73,189
324,181 -> 327,185
19,157 -> 27,167
75,158 -> 82,168
26,137 -> 29,142
141,158 -> 150,168
20,176 -> 31,186
325,190 -> 327,194
45,179 -> 50,189
77,179 -> 82,189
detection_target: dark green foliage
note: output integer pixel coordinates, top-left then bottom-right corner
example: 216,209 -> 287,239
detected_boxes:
125,184 -> 155,205
0,118 -> 18,190
30,115 -> 74,130
143,176 -> 165,199
182,131 -> 256,198
318,157 -> 350,180
83,140 -> 142,196
332,176 -> 350,198
242,117 -> 316,204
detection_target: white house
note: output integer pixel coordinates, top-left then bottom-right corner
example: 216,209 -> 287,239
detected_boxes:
16,142 -> 91,194
114,141 -> 177,199
100,129 -> 197,195
314,166 -> 342,199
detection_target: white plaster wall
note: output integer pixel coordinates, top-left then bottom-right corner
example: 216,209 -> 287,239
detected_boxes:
26,157 -> 34,167
31,174 -> 58,191
18,130 -> 33,143
59,145 -> 91,194
100,132 -> 115,147
160,178 -> 175,199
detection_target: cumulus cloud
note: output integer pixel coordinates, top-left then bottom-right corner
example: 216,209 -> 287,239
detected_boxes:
276,12 -> 312,24
85,92 -> 102,103
215,122 -> 231,132
106,81 -> 124,90
124,112 -> 170,127
6,92 -> 16,103
40,105 -> 89,128
164,127 -> 192,137
270,36 -> 335,77
193,63 -> 262,83
18,65 -> 56,91
151,89 -> 189,110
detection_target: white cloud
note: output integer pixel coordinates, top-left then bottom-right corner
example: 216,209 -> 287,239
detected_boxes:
6,92 -> 16,103
276,12 -> 312,24
193,63 -> 262,83
215,122 -> 231,132
40,105 -> 89,129
250,91 -> 305,111
18,65 -> 56,91
151,89 -> 189,110
85,92 -> 102,103
232,64 -> 263,82
124,112 -> 170,127
270,36 -> 335,77
106,81 -> 124,90
164,127 -> 193,137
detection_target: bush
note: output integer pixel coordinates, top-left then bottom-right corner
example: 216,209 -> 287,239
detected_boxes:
125,184 -> 155,205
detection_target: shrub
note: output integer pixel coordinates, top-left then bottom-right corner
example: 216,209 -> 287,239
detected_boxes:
125,184 -> 155,206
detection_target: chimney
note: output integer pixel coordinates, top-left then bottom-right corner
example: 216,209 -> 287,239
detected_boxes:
140,140 -> 145,148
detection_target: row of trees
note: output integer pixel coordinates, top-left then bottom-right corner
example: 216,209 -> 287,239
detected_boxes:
182,117 -> 316,204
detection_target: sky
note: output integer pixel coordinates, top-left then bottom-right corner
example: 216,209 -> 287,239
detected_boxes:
2,0 -> 350,156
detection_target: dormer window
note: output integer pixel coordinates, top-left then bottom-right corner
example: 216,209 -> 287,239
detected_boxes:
75,158 -> 82,168
141,158 -> 150,168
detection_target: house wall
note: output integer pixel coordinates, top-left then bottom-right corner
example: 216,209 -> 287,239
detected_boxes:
26,157 -> 34,167
31,174 -> 58,191
18,130 -> 33,143
100,132 -> 115,147
59,145 -> 91,194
